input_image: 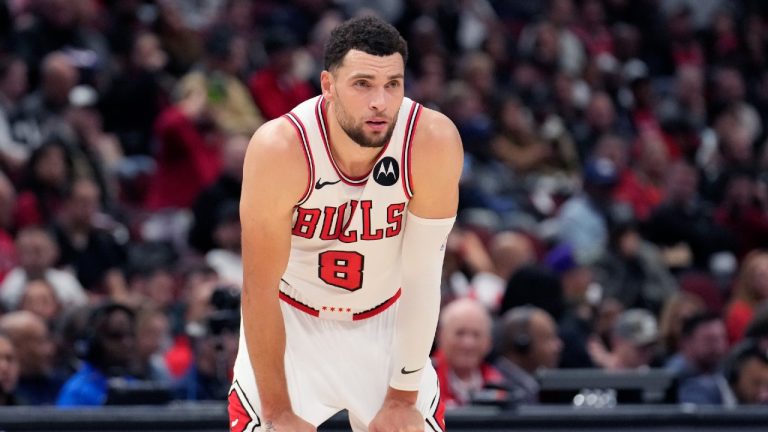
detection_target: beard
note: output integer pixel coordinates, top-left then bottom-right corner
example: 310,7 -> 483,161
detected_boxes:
333,100 -> 397,148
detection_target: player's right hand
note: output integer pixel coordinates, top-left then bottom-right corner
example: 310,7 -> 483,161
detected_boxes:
263,411 -> 316,432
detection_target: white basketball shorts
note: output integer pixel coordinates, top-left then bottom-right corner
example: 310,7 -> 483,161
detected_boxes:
228,297 -> 446,432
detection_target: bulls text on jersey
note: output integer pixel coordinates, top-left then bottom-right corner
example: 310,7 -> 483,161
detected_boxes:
292,200 -> 406,242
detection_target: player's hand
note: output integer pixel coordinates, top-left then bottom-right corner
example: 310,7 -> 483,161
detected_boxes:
368,398 -> 424,432
263,411 -> 316,432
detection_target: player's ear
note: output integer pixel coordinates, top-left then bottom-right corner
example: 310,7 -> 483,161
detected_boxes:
320,70 -> 334,101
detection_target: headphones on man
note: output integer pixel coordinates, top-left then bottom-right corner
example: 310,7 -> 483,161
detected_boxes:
500,305 -> 538,355
75,303 -> 136,363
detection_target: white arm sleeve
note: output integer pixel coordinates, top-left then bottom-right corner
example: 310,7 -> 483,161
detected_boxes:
390,211 -> 455,391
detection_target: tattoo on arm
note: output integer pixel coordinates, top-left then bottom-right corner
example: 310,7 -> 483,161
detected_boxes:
264,421 -> 276,431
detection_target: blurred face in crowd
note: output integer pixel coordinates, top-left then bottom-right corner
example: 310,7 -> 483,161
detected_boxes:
613,337 -> 656,369
322,49 -> 405,149
0,58 -> 28,102
65,180 -> 100,228
20,279 -> 61,323
2,312 -> 56,377
438,299 -> 492,377
34,144 -> 68,187
734,357 -> 768,405
16,228 -> 58,276
528,311 -> 563,369
96,309 -> 136,370
0,175 -> 15,230
0,336 -> 19,397
682,319 -> 728,373
135,311 -> 170,363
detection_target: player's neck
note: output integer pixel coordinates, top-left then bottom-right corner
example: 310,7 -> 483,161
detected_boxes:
326,108 -> 384,178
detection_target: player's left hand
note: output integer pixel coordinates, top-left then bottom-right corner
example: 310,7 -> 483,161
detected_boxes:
368,398 -> 424,432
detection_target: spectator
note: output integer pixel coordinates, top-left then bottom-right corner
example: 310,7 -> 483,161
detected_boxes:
188,133 -> 248,253
594,218 -> 678,314
133,306 -> 172,385
724,250 -> 768,344
0,172 -> 16,282
590,308 -> 659,370
0,311 -> 63,405
205,203 -> 242,288
0,54 -> 30,172
658,291 -> 706,357
13,139 -> 74,228
57,303 -> 137,406
176,309 -> 239,401
18,277 -> 62,324
50,178 -> 127,298
665,312 -> 730,404
494,306 -> 562,407
0,227 -> 87,312
432,298 -> 505,408
248,27 -> 315,121
723,340 -> 768,405
176,24 -> 263,135
0,331 -> 20,405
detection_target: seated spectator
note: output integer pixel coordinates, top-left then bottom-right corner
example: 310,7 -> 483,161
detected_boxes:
18,277 -> 62,324
0,331 -> 19,405
665,312 -> 730,405
494,306 -> 562,407
133,306 -> 172,385
0,311 -> 63,405
188,133 -> 247,253
724,250 -> 768,344
13,139 -> 74,228
589,308 -> 659,370
248,27 -> 315,121
205,203 -> 242,288
658,291 -> 706,357
432,298 -> 505,408
594,218 -> 678,315
176,288 -> 239,401
723,340 -> 768,405
176,24 -> 263,135
50,178 -> 128,297
57,303 -> 137,406
0,227 -> 86,312
0,172 -> 17,282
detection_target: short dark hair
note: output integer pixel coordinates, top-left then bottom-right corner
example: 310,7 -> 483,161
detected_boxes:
323,16 -> 408,71
680,311 -> 722,339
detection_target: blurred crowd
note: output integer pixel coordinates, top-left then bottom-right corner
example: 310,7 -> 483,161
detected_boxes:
0,0 -> 767,410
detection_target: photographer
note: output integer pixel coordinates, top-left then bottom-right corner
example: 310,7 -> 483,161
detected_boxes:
175,286 -> 239,401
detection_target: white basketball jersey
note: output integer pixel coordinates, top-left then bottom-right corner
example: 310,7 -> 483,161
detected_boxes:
279,95 -> 422,319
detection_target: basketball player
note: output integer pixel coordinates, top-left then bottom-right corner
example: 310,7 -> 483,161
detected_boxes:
229,16 -> 462,432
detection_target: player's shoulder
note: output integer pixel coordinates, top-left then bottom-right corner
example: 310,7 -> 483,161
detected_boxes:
412,107 -> 463,163
412,107 -> 463,154
243,116 -> 308,193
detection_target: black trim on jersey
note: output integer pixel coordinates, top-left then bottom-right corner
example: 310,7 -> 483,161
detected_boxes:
231,380 -> 261,428
426,375 -> 445,432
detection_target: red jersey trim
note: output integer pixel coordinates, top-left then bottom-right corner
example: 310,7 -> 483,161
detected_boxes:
316,97 -> 393,186
283,112 -> 315,206
401,102 -> 421,199
353,288 -> 401,321
278,291 -> 320,317
278,288 -> 401,321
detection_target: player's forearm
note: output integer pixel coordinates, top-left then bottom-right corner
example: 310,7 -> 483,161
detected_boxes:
390,212 -> 455,391
242,283 -> 292,417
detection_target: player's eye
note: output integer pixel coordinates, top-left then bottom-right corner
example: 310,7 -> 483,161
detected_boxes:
354,80 -> 370,88
386,81 -> 401,88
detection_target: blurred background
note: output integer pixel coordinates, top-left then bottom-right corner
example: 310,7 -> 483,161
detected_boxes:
0,0 -> 768,430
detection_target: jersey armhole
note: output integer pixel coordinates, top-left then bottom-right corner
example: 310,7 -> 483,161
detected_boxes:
283,112 -> 315,206
401,103 -> 422,200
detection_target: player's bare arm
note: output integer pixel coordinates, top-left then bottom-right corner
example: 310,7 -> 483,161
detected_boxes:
370,108 -> 463,432
240,118 -> 316,431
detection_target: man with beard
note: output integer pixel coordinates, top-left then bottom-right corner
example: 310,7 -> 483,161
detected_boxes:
231,15 -> 462,432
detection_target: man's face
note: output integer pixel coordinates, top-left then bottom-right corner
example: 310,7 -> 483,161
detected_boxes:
735,357 -> 768,404
439,310 -> 491,373
0,337 -> 19,395
687,320 -> 728,372
528,313 -> 563,369
322,49 -> 405,148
